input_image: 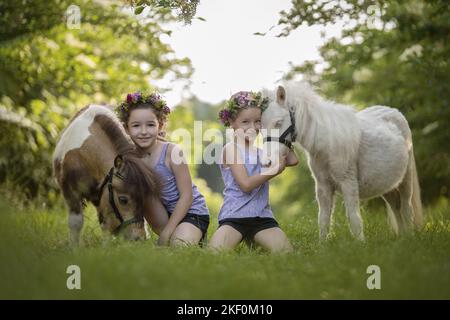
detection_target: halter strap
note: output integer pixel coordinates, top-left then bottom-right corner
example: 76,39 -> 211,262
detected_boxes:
263,110 -> 297,150
97,166 -> 144,235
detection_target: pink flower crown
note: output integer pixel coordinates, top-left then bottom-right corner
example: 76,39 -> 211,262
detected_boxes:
218,91 -> 269,127
116,91 -> 171,117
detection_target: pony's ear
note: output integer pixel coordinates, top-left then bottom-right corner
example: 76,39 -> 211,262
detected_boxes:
276,85 -> 286,105
114,154 -> 124,169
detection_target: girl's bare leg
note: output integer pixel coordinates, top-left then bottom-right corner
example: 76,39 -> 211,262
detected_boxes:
170,222 -> 203,246
254,227 -> 293,253
208,225 -> 242,252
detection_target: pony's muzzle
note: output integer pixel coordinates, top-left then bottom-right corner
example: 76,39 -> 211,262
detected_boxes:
128,234 -> 145,241
124,229 -> 146,241
261,159 -> 272,167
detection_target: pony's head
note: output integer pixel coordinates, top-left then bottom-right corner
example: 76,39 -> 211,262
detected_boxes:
260,85 -> 294,167
95,152 -> 159,241
261,81 -> 320,167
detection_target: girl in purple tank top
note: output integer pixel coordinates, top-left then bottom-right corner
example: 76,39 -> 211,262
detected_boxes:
209,91 -> 298,253
117,92 -> 209,246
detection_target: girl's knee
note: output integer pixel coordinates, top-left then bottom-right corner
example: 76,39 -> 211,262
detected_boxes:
255,229 -> 293,253
269,240 -> 293,253
170,224 -> 202,247
170,236 -> 196,247
207,241 -> 224,252
170,232 -> 202,246
208,232 -> 239,252
280,240 -> 294,253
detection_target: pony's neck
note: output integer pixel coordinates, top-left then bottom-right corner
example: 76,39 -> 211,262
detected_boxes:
93,112 -> 137,177
293,95 -> 324,155
292,91 -> 358,157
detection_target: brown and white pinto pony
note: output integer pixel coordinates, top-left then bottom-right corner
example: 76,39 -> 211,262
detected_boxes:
53,104 -> 166,245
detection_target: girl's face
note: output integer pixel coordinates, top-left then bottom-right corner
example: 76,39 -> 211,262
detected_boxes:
230,107 -> 262,143
126,108 -> 160,150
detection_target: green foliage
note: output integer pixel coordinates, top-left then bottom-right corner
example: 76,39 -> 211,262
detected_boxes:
0,0 -> 192,203
279,0 -> 450,203
165,97 -> 225,193
126,0 -> 200,24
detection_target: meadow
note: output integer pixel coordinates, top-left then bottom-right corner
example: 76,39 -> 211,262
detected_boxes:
1,191 -> 449,300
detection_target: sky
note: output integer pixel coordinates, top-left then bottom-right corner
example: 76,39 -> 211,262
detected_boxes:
154,0 -> 343,106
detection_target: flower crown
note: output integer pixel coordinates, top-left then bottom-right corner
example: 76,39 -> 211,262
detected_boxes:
116,91 -> 171,119
218,91 -> 269,127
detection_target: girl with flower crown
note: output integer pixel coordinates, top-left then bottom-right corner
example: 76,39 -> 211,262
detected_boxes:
209,91 -> 298,253
116,92 -> 210,246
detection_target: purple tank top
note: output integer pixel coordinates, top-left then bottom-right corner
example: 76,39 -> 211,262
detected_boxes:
218,143 -> 273,221
153,142 -> 209,216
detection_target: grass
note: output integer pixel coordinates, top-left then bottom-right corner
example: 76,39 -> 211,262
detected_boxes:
0,195 -> 449,299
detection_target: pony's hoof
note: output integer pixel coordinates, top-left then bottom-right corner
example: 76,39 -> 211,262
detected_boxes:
319,233 -> 333,242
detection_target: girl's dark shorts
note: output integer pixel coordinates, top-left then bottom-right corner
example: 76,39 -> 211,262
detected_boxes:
180,213 -> 210,241
218,217 -> 279,243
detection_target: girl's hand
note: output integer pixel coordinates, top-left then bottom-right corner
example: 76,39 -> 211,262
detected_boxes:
286,149 -> 299,167
277,155 -> 288,174
263,155 -> 287,176
157,228 -> 172,246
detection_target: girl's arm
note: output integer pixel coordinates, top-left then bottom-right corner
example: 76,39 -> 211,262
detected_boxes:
286,149 -> 299,167
157,144 -> 193,246
225,144 -> 286,193
143,195 -> 169,235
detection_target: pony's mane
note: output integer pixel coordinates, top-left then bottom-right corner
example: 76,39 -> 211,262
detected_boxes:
94,109 -> 160,211
119,155 -> 161,212
94,111 -> 135,155
283,82 -> 360,165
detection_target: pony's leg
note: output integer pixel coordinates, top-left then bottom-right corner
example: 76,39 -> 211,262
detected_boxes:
63,187 -> 84,246
382,189 -> 402,235
398,159 -> 415,233
69,211 -> 84,246
340,179 -> 364,241
316,181 -> 335,241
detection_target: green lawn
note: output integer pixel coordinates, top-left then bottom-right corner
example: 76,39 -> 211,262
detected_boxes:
0,196 -> 449,299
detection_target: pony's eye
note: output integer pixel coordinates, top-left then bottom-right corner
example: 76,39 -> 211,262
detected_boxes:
275,121 -> 283,128
118,196 -> 128,205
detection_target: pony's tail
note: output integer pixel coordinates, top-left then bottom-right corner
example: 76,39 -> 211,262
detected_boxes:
410,150 -> 423,228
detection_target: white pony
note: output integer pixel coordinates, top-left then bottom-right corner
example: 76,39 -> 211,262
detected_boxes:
261,82 -> 423,240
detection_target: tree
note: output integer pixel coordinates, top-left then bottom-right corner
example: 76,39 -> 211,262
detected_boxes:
125,0 -> 200,24
0,0 -> 192,202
